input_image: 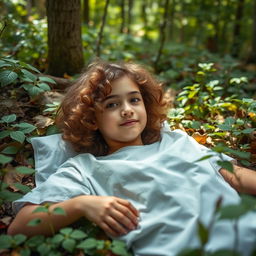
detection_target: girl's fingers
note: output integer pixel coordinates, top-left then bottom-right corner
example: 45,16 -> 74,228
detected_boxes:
102,216 -> 128,236
117,198 -> 140,217
101,222 -> 120,237
115,201 -> 139,226
111,208 -> 137,230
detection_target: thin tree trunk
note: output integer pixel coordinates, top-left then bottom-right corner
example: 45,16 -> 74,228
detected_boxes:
154,0 -> 169,71
219,0 -> 231,54
232,0 -> 245,57
96,0 -> 110,57
83,0 -> 90,24
46,0 -> 84,76
168,0 -> 176,41
120,0 -> 125,33
206,0 -> 220,53
127,0 -> 133,34
141,0 -> 148,36
247,0 -> 256,63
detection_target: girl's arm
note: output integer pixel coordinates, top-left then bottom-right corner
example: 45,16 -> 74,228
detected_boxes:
219,164 -> 256,195
7,195 -> 139,237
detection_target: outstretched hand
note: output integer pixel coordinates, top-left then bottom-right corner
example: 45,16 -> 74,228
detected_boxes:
79,195 -> 140,237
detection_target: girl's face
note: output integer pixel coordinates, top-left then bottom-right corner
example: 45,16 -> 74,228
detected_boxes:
95,75 -> 147,154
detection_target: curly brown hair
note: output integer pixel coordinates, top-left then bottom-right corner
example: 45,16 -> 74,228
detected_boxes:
56,60 -> 167,156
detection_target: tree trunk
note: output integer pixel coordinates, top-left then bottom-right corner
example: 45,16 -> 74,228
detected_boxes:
46,0 -> 84,77
120,0 -> 125,33
154,0 -> 169,71
232,0 -> 245,57
247,0 -> 256,63
141,0 -> 148,35
206,0 -> 220,53
167,0 -> 176,41
96,0 -> 110,57
127,0 -> 134,34
219,0 -> 231,54
83,0 -> 90,24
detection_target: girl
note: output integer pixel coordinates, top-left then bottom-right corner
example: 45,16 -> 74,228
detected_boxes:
8,61 -> 256,255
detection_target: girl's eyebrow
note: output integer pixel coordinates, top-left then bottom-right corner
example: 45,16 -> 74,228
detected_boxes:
103,91 -> 141,101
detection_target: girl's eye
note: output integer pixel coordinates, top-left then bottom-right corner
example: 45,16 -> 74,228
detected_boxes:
130,98 -> 141,103
106,102 -> 118,109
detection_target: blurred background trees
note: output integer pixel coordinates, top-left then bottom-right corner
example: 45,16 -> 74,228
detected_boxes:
1,0 -> 256,78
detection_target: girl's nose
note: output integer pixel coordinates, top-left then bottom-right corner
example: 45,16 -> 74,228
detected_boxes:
121,104 -> 134,117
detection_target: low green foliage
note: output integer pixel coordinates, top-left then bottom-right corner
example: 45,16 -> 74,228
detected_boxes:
168,62 -> 256,168
0,57 -> 56,98
0,229 -> 131,256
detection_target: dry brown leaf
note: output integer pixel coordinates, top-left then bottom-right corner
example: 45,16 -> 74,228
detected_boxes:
3,169 -> 24,192
41,91 -> 64,105
33,115 -> 54,128
0,216 -> 12,226
192,132 -> 207,145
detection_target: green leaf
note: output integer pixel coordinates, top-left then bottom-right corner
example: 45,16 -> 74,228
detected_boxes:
0,190 -> 22,201
0,154 -> 13,164
38,82 -> 51,91
210,250 -> 240,256
224,117 -> 236,125
25,85 -> 43,96
1,114 -> 16,123
218,124 -> 232,131
241,128 -> 255,134
1,146 -> 19,154
96,240 -> 105,250
20,247 -> 30,256
190,121 -> 201,129
53,207 -> 66,216
13,183 -> 31,193
12,122 -> 37,134
51,234 -> 64,244
217,160 -> 234,172
26,235 -> 45,247
62,238 -> 76,252
77,238 -> 97,249
197,221 -> 208,246
27,218 -> 42,227
46,125 -> 60,135
226,148 -> 251,160
0,235 -> 12,249
39,76 -> 56,84
16,166 -> 35,174
195,155 -> 213,162
10,131 -> 25,144
37,243 -> 51,255
20,69 -> 37,82
70,230 -> 87,240
240,160 -> 251,167
111,240 -> 130,255
219,204 -> 249,220
32,206 -> 49,213
13,234 -> 27,245
20,62 -> 40,73
60,227 -> 73,236
0,70 -> 18,86
0,130 -> 10,139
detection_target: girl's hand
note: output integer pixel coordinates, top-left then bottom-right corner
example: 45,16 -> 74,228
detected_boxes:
78,195 -> 139,237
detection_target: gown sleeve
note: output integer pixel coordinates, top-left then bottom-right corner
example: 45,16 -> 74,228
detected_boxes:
12,158 -> 92,214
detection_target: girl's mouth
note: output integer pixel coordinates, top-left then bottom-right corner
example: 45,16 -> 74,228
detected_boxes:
120,120 -> 138,126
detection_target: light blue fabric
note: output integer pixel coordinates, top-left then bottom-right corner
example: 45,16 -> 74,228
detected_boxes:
31,134 -> 78,185
14,129 -> 256,256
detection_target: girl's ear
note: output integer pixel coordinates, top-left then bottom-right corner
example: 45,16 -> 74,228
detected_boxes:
91,120 -> 98,130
